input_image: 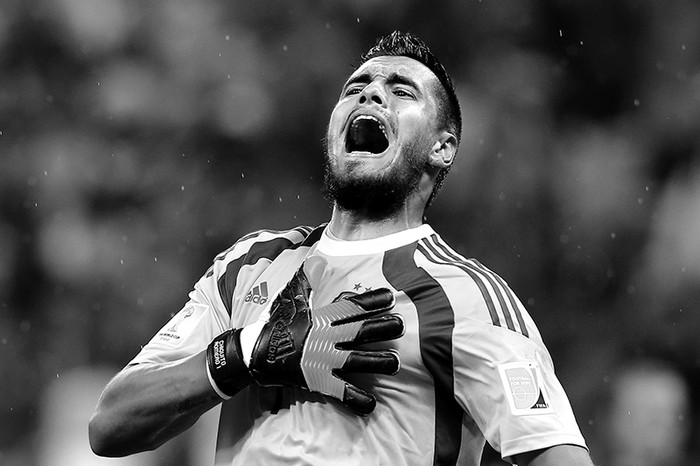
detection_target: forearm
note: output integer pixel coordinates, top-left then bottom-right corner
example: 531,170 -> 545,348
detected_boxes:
89,349 -> 222,457
515,444 -> 593,466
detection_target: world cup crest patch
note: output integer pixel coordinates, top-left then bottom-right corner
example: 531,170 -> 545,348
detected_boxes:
498,361 -> 553,415
156,303 -> 206,345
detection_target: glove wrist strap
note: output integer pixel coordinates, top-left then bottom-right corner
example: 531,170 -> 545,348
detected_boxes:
206,329 -> 254,398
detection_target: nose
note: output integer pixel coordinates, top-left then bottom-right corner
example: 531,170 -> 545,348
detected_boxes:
358,83 -> 386,107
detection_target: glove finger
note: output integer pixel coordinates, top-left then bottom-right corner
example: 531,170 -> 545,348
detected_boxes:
342,382 -> 377,416
339,350 -> 400,375
265,265 -> 311,322
332,289 -> 395,326
347,288 -> 395,313
288,266 -> 312,308
351,314 -> 404,344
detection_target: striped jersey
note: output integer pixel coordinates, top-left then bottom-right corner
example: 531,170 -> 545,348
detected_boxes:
130,224 -> 586,465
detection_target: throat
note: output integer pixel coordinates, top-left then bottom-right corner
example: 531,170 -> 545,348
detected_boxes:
328,208 -> 422,241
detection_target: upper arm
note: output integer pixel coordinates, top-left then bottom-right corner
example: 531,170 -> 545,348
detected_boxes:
128,255 -> 237,367
447,286 -> 588,459
451,320 -> 587,458
413,253 -> 590,461
514,444 -> 593,466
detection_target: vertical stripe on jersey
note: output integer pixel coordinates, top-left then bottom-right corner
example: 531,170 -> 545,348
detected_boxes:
214,226 -> 325,458
419,235 -> 529,338
383,242 -> 462,466
216,226 -> 324,316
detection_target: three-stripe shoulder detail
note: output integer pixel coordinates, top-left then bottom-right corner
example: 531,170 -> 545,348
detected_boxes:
417,234 -> 530,338
213,225 -> 317,264
214,225 -> 324,316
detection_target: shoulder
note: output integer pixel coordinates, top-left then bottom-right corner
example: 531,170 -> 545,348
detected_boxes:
199,224 -> 325,316
201,224 -> 324,286
413,231 -> 504,298
413,232 -> 536,339
212,224 -> 324,268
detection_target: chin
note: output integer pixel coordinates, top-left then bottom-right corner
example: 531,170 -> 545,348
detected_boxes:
322,155 -> 422,222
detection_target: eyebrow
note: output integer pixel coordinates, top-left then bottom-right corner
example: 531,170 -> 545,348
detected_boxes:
342,71 -> 421,93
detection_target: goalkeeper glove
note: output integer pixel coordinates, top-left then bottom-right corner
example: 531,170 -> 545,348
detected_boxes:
206,265 -> 404,415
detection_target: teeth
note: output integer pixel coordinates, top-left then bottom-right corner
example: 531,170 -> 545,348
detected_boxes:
353,115 -> 386,137
345,114 -> 390,154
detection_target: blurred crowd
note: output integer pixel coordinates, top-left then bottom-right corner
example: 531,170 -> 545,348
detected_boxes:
2,0 -> 700,464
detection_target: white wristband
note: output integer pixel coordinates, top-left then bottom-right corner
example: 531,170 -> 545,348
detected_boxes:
206,361 -> 232,400
239,320 -> 265,367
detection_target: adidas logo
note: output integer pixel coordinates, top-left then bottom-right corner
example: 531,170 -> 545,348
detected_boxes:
245,282 -> 269,305
266,321 -> 295,362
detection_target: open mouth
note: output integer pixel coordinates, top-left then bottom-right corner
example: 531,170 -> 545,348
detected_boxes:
345,115 -> 389,154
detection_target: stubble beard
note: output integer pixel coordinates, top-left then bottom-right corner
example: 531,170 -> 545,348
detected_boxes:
321,137 -> 429,221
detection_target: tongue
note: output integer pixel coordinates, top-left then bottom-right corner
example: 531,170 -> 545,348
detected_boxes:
346,118 -> 389,154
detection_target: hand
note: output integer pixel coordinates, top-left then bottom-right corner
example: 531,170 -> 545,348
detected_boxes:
207,265 -> 404,415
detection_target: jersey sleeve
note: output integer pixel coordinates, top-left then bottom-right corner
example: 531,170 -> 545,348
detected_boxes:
128,264 -> 231,366
451,288 -> 587,462
127,231 -> 258,366
127,226 -> 317,366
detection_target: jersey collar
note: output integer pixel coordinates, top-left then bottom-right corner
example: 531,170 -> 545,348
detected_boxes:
317,224 -> 435,256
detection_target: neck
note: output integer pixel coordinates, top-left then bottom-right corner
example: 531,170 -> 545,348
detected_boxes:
327,195 -> 426,241
327,211 -> 422,241
325,170 -> 437,240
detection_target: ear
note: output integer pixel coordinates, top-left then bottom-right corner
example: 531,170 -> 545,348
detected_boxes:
427,131 -> 458,169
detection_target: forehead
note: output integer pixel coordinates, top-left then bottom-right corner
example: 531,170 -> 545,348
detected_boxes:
349,55 -> 440,89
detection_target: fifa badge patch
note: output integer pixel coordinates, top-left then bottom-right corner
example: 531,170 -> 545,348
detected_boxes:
498,361 -> 553,415
156,303 -> 206,345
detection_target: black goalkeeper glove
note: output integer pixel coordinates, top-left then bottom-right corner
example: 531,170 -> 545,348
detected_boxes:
206,265 -> 404,415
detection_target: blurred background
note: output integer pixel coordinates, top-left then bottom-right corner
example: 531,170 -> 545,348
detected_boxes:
1,0 -> 700,464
